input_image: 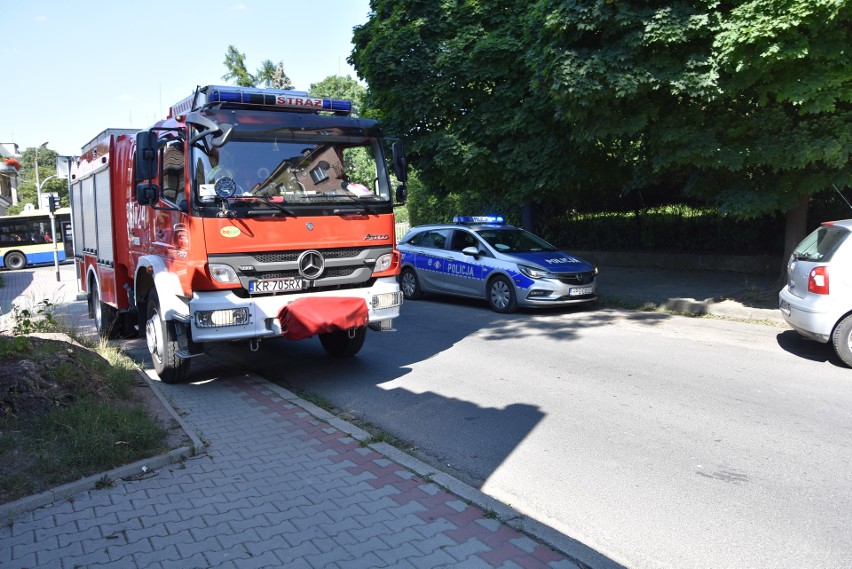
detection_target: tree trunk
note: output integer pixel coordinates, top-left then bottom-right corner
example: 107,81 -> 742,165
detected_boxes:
776,194 -> 810,289
521,200 -> 536,232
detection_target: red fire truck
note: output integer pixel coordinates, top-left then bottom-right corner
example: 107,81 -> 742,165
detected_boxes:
71,86 -> 407,383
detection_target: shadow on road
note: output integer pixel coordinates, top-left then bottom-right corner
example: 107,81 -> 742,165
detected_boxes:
775,329 -> 847,368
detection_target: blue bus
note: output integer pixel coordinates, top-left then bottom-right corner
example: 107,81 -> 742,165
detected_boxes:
0,207 -> 73,270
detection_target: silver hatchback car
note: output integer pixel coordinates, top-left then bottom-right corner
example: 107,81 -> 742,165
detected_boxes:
779,219 -> 852,367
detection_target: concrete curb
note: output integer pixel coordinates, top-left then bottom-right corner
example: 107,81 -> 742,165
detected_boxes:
0,367 -> 206,523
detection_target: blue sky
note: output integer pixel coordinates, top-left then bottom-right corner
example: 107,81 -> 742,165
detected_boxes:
0,0 -> 372,157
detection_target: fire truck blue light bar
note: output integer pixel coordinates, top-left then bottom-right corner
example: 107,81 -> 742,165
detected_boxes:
206,86 -> 352,114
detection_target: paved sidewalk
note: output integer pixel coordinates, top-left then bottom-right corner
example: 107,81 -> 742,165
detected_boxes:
1,371 -> 599,568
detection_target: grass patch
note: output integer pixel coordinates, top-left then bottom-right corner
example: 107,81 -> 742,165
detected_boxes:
0,302 -> 169,505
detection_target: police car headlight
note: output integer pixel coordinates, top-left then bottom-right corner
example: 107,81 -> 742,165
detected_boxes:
518,265 -> 554,280
209,263 -> 239,283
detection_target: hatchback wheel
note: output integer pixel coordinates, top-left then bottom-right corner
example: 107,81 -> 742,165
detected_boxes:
832,314 -> 852,368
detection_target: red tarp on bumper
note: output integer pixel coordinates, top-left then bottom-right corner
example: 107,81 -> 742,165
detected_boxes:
278,297 -> 368,340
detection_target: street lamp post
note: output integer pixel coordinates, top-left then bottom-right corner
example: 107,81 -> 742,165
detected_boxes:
34,141 -> 48,210
36,173 -> 61,281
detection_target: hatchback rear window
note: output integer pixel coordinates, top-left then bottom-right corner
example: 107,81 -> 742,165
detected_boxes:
793,225 -> 849,262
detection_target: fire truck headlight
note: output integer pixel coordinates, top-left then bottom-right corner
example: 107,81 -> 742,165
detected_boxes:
196,308 -> 250,328
373,253 -> 393,273
209,263 -> 239,283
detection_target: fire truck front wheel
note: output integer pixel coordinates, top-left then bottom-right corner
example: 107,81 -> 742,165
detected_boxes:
145,291 -> 190,383
319,326 -> 367,358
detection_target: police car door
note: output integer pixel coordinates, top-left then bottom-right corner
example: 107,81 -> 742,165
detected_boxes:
444,229 -> 483,296
413,229 -> 453,293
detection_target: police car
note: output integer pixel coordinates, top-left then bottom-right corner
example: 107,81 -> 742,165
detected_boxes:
397,216 -> 598,313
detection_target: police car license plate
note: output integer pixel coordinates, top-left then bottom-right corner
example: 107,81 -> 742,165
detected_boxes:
249,277 -> 307,293
569,286 -> 593,296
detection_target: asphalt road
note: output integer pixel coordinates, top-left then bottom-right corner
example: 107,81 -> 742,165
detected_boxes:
200,296 -> 852,569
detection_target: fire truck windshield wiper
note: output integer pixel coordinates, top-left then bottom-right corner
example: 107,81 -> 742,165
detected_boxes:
330,193 -> 377,216
230,196 -> 297,217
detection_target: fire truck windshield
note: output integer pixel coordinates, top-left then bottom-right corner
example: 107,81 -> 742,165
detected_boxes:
192,137 -> 391,216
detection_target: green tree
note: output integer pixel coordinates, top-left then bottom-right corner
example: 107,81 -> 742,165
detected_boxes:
257,60 -> 294,89
222,45 -> 256,87
528,0 -> 850,258
351,0 -> 585,227
351,0 -> 850,257
9,146 -> 67,215
309,75 -> 366,117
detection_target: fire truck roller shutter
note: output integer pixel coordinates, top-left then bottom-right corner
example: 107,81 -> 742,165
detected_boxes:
137,256 -> 189,321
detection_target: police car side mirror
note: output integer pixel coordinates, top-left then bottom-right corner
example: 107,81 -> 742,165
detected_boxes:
461,246 -> 480,258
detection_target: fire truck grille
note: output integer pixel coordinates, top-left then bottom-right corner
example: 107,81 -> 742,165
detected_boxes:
254,248 -> 361,263
257,267 -> 357,280
554,271 -> 596,285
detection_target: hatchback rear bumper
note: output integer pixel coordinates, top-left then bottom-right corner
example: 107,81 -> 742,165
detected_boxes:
779,287 -> 836,343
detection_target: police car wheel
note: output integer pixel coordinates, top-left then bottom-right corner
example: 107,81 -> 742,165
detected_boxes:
488,276 -> 518,313
400,268 -> 423,300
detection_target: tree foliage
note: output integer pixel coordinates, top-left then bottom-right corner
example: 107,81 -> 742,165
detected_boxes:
309,75 -> 367,117
350,0 -> 850,233
257,60 -> 294,89
351,0 -> 577,221
221,46 -> 296,90
221,45 -> 256,87
9,147 -> 67,215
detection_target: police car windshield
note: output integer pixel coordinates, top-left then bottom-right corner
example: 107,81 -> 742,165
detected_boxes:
475,228 -> 557,253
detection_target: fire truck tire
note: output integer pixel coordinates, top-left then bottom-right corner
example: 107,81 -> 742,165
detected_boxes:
146,291 -> 190,383
92,284 -> 121,340
4,251 -> 26,271
319,326 -> 367,357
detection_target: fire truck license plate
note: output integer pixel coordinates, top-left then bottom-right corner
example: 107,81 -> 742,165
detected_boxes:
249,278 -> 307,293
569,286 -> 594,296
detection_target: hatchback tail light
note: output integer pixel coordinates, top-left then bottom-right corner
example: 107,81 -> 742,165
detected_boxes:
808,266 -> 829,294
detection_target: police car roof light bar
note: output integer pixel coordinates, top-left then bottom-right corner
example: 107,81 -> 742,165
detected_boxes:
454,215 -> 505,224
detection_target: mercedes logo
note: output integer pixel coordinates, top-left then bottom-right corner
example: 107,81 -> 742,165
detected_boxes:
298,250 -> 325,280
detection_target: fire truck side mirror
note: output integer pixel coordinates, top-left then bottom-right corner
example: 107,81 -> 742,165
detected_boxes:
135,183 -> 160,206
395,183 -> 407,206
135,131 -> 158,181
392,142 -> 408,184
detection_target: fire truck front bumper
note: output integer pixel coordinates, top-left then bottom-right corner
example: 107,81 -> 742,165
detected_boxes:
187,277 -> 403,343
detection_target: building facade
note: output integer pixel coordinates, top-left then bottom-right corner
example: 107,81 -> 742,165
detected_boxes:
0,142 -> 22,216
